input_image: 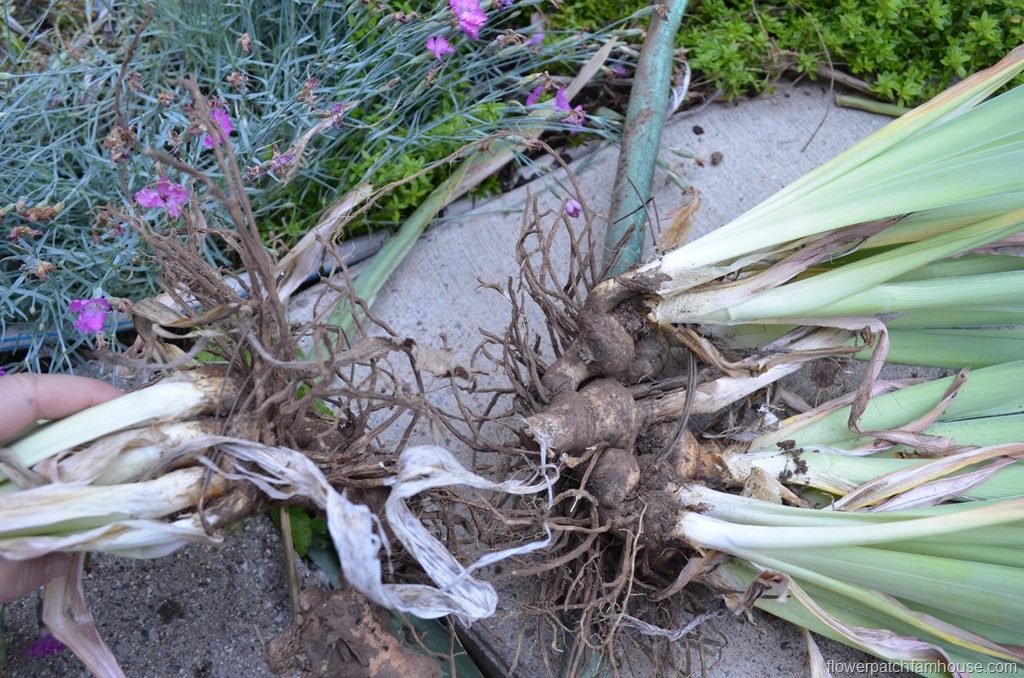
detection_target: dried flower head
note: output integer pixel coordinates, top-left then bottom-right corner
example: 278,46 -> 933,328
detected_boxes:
495,30 -> 524,48
92,206 -> 126,242
243,164 -> 265,181
8,226 -> 43,241
554,89 -> 585,133
238,32 -> 252,53
608,64 -> 628,79
18,203 -> 62,223
330,101 -> 351,130
225,71 -> 249,91
299,77 -> 320,106
562,106 -> 586,133
124,70 -> 144,92
33,261 -> 56,279
102,124 -> 138,163
157,91 -> 176,107
166,129 -> 184,156
269,145 -> 296,173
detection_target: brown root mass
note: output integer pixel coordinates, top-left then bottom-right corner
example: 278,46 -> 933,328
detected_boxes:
461,167 -> 883,676
113,83 -> 858,676
456,187 -> 747,676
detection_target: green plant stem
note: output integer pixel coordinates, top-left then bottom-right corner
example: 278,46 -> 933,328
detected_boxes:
322,155 -> 474,351
603,0 -> 688,277
835,94 -> 910,117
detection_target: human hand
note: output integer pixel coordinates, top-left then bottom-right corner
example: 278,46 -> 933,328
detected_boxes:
0,373 -> 122,443
1,373 -> 121,603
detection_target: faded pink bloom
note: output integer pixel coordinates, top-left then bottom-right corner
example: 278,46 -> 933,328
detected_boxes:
554,88 -> 570,112
564,199 -> 582,218
552,90 -> 585,132
426,35 -> 454,60
563,105 -> 586,133
25,633 -> 65,658
69,298 -> 111,334
449,0 -> 486,40
269,146 -> 295,173
525,85 -> 544,106
331,101 -> 348,129
134,177 -> 189,218
609,64 -> 628,78
202,107 -> 234,148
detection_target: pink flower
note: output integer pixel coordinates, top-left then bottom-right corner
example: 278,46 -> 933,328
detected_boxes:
552,89 -> 586,133
450,0 -> 486,40
563,105 -> 586,133
564,199 -> 582,218
202,107 -> 234,148
69,298 -> 111,334
554,89 -> 571,112
25,633 -> 65,658
134,177 -> 189,218
426,35 -> 454,60
525,85 -> 544,106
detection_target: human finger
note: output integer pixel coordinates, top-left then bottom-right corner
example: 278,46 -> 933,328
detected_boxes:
0,373 -> 122,443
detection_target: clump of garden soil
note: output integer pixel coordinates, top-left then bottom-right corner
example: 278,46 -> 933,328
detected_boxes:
265,587 -> 440,678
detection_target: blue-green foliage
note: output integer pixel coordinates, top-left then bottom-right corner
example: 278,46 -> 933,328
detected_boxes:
1,0 -> 631,371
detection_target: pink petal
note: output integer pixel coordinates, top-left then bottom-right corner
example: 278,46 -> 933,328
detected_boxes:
74,309 -> 108,333
525,85 -> 544,106
203,107 -> 234,148
554,89 -> 570,112
426,35 -> 453,60
211,108 -> 234,133
134,187 -> 164,209
155,178 -> 189,218
564,199 -> 582,218
563,105 -> 586,133
25,633 -> 65,658
450,0 -> 486,39
70,299 -> 111,334
163,197 -> 185,218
